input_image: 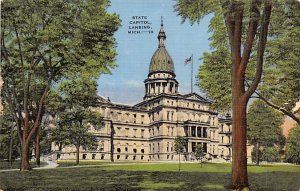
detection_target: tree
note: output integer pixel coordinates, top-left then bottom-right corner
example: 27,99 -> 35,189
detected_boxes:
285,126 -> 300,164
1,0 -> 120,171
0,107 -> 20,164
175,0 -> 298,189
247,100 -> 284,165
174,136 -> 186,172
50,77 -> 103,165
197,1 -> 300,122
195,143 -> 205,168
260,147 -> 281,162
58,109 -> 99,165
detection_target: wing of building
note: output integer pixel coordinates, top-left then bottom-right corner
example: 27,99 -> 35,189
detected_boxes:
51,21 -> 236,162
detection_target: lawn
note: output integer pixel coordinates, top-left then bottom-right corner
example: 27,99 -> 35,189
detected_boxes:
0,160 -> 48,170
0,162 -> 299,191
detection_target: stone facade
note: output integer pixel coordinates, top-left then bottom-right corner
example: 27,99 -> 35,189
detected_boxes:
52,22 -> 233,162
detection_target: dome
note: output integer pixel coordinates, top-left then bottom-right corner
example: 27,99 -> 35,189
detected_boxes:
149,47 -> 174,74
148,19 -> 175,75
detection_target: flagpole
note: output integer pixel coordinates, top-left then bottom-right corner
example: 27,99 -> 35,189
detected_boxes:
191,54 -> 193,93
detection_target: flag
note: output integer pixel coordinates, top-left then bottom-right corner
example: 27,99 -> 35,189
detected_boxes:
184,56 -> 192,65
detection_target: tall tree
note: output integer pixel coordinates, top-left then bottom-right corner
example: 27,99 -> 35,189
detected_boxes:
196,1 -> 300,123
1,0 -> 120,171
49,77 -> 103,165
247,100 -> 284,165
174,136 -> 186,172
285,125 -> 300,165
175,0 -> 279,189
195,143 -> 205,168
0,107 -> 20,163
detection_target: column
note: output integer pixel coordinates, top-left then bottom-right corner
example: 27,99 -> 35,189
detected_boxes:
200,127 -> 203,137
166,82 -> 170,93
160,82 -> 163,94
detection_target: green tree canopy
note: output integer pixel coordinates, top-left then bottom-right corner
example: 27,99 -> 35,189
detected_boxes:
196,1 -> 300,123
285,125 -> 300,164
1,0 -> 120,170
174,0 -> 299,189
247,99 -> 285,165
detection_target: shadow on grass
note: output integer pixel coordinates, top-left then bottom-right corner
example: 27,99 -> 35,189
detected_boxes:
0,167 -> 299,191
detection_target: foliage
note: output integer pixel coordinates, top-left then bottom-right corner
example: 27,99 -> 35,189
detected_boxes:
247,100 -> 285,147
195,143 -> 205,160
194,0 -> 300,121
1,0 -> 120,170
48,77 -> 103,164
285,126 -> 300,164
195,143 -> 205,167
174,136 -> 186,154
261,147 -> 281,162
0,108 -> 20,160
174,0 -> 293,188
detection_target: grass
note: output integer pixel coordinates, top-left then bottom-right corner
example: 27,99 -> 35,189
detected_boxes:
0,160 -> 48,170
0,162 -> 299,191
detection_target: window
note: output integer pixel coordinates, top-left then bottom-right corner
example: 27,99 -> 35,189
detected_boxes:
167,155 -> 169,159
82,154 -> 87,159
133,149 -> 137,153
221,136 -> 224,143
167,142 -> 169,152
100,141 -> 104,151
117,148 -> 121,153
133,129 -> 137,138
126,113 -> 130,123
125,128 -> 129,137
125,155 -> 128,160
117,155 -> 120,160
101,154 -> 105,160
133,114 -> 136,123
141,149 -> 145,153
141,129 -> 145,138
141,156 -> 144,160
133,155 -> 136,160
191,126 -> 196,137
125,147 -> 128,152
141,115 -> 144,124
117,112 -> 122,122
92,154 -> 96,159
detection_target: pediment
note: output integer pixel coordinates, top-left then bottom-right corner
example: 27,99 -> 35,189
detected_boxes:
183,93 -> 209,102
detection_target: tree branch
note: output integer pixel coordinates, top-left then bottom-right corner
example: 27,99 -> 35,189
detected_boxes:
240,0 -> 260,74
27,77 -> 52,141
244,0 -> 272,100
221,1 -> 235,51
255,91 -> 300,126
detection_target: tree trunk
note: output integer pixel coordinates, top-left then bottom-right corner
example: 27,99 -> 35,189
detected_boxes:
20,112 -> 32,171
200,158 -> 202,168
20,141 -> 31,171
35,127 -> 41,167
178,153 -> 181,172
256,141 -> 260,166
9,125 -> 14,168
231,97 -> 249,189
76,145 -> 80,166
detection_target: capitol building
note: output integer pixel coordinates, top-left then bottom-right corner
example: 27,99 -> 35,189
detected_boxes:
53,22 -> 234,162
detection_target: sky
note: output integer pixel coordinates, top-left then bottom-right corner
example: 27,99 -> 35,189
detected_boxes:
98,0 -> 212,105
